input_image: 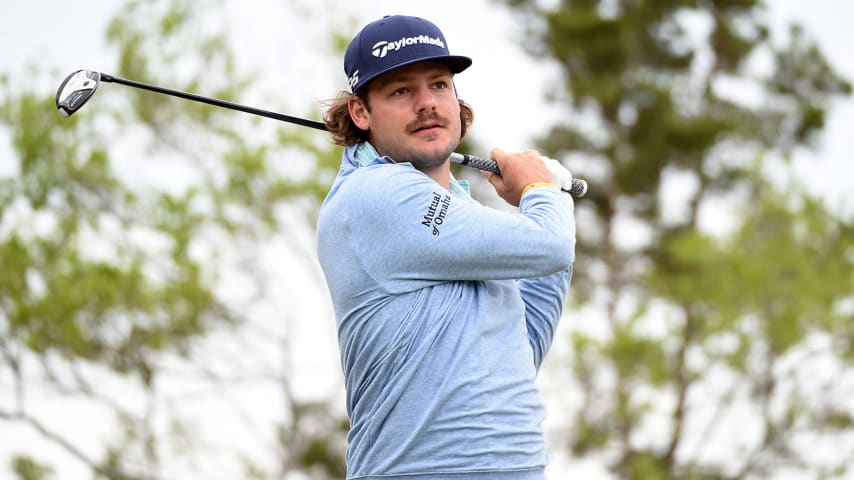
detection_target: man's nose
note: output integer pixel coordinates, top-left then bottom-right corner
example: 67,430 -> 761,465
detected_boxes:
414,86 -> 438,112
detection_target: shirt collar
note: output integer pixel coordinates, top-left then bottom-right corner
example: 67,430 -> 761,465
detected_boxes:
354,142 -> 473,202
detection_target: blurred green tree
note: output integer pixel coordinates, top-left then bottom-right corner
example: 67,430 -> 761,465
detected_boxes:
497,0 -> 853,478
0,0 -> 346,478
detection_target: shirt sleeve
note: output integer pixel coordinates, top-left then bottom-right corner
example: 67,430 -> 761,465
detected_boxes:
519,267 -> 572,370
343,165 -> 576,294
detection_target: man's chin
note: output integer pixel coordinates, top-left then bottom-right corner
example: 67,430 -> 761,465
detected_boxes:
406,146 -> 454,169
411,137 -> 457,159
380,136 -> 458,166
410,154 -> 450,170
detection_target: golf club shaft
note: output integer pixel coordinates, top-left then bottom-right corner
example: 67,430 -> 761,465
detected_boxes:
94,72 -> 587,197
101,73 -> 328,131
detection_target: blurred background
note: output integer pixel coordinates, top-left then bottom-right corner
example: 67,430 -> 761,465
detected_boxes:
2,1 -> 853,479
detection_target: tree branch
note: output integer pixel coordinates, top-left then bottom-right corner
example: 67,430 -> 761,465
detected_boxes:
0,408 -> 153,480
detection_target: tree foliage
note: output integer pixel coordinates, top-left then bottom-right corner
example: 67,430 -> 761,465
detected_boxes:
4,1 -> 853,479
497,0 -> 853,478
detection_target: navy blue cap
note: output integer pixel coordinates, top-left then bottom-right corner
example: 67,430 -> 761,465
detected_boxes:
344,15 -> 472,93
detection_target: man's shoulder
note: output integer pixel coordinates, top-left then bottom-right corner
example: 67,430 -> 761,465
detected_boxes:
339,163 -> 432,199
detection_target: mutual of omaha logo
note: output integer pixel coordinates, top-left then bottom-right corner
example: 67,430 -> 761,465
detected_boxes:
422,191 -> 451,236
371,35 -> 446,58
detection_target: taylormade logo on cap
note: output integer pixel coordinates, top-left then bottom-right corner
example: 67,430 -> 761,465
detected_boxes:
344,15 -> 472,93
347,70 -> 360,90
371,35 -> 446,59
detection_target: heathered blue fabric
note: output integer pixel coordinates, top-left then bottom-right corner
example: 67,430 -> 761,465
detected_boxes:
316,144 -> 575,479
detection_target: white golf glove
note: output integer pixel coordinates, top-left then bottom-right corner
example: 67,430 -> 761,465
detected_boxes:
543,156 -> 574,192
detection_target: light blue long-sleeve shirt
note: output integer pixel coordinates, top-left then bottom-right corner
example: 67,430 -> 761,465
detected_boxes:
316,143 -> 576,479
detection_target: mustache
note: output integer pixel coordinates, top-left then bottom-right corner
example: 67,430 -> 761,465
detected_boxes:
406,112 -> 450,133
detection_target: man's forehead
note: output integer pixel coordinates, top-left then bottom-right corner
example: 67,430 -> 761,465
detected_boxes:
371,62 -> 454,87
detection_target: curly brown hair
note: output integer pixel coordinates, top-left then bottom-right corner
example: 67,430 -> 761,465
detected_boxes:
323,90 -> 475,147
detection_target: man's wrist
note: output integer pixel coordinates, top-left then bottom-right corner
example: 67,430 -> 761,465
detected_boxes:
521,182 -> 556,197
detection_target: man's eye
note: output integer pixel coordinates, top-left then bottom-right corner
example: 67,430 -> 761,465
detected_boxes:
433,81 -> 448,89
392,88 -> 408,96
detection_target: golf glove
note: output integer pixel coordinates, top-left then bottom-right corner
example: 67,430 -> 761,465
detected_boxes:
543,157 -> 574,192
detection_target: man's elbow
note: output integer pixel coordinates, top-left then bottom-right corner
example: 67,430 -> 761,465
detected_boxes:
535,235 -> 575,275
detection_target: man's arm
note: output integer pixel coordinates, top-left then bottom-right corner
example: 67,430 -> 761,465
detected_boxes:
343,163 -> 574,293
520,267 -> 573,370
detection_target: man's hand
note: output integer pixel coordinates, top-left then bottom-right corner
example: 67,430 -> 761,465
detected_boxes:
481,148 -> 555,207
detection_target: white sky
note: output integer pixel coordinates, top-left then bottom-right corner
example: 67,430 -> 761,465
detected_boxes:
3,0 -> 851,214
2,1 -> 853,478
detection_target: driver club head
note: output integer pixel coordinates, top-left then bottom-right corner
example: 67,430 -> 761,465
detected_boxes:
56,69 -> 101,117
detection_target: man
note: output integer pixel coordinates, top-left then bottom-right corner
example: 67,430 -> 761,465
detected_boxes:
317,14 -> 576,480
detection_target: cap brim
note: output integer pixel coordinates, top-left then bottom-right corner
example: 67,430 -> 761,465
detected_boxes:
355,55 -> 472,92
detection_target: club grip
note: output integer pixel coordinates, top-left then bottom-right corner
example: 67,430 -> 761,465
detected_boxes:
449,153 -> 588,198
456,153 -> 501,174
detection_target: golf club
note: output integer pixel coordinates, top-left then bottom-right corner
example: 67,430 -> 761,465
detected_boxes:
56,69 -> 588,197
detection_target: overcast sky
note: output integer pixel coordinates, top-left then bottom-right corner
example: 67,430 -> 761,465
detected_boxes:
3,0 -> 852,213
2,2 -> 853,478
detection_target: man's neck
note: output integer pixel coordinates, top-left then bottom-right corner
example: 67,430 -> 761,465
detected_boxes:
418,160 -> 451,190
361,142 -> 452,189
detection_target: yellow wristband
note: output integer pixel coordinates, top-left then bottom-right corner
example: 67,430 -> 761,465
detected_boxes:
521,182 -> 556,197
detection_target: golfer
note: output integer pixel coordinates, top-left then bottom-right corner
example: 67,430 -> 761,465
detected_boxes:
318,14 -> 576,480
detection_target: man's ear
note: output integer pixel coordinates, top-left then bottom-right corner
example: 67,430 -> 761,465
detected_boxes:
348,95 -> 370,131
